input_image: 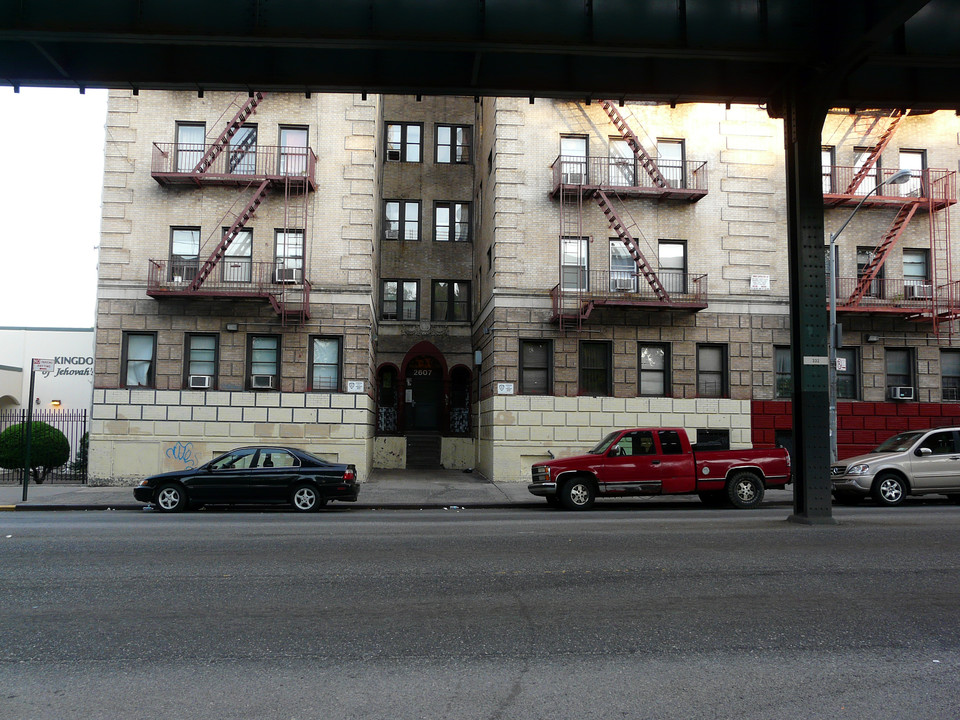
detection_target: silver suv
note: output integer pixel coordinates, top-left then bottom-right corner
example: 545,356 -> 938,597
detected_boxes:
831,427 -> 960,506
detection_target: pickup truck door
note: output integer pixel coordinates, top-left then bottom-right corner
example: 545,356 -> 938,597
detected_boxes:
602,431 -> 666,493
656,429 -> 696,493
909,430 -> 960,490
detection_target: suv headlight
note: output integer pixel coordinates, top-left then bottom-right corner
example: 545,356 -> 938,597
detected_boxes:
847,464 -> 871,475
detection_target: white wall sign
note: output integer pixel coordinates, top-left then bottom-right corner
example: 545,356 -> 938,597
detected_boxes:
32,358 -> 54,374
750,274 -> 771,291
836,357 -> 847,372
347,380 -> 365,393
496,382 -> 515,395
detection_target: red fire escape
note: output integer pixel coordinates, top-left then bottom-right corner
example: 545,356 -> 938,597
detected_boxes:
824,110 -> 958,334
550,101 -> 708,333
147,93 -> 315,325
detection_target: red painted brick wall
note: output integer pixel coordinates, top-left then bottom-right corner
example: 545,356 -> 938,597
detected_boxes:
751,400 -> 960,460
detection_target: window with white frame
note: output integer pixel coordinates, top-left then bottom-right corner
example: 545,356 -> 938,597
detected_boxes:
853,147 -> 879,195
657,139 -> 685,187
610,241 -> 637,291
175,122 -> 205,172
279,126 -> 308,176
309,337 -> 341,392
561,237 -> 588,291
659,240 -> 687,294
609,138 -> 635,186
903,248 -> 930,297
821,146 -> 835,194
899,149 -> 926,197
275,229 -> 304,282
222,228 -> 252,282
560,136 -> 587,184
185,334 -> 217,389
248,335 -> 280,390
170,227 -> 200,283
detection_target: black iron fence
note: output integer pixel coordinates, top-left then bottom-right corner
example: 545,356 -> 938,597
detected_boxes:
0,409 -> 88,485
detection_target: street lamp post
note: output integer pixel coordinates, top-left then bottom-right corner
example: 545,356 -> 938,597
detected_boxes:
828,168 -> 913,463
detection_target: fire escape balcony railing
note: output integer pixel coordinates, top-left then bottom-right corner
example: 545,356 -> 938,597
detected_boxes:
550,155 -> 708,200
147,259 -> 307,297
823,167 -> 957,209
828,276 -> 954,316
551,270 -> 708,312
151,143 -> 318,189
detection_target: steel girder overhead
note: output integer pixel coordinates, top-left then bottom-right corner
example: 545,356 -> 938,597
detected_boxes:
3,0 -> 959,523
0,0 -> 958,108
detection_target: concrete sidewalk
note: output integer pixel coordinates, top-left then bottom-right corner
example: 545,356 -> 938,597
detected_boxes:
0,468 -> 794,511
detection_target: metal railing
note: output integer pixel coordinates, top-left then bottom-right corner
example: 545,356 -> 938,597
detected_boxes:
823,166 -> 956,204
151,143 -> 317,184
552,270 -> 708,309
551,155 -> 708,193
831,277 -> 940,310
148,259 -> 306,293
0,410 -> 88,485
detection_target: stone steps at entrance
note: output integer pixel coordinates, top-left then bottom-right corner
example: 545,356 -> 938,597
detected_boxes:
406,432 -> 442,469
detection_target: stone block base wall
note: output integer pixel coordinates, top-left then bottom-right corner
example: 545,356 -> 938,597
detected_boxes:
751,400 -> 960,459
89,389 -> 374,485
480,395 -> 753,483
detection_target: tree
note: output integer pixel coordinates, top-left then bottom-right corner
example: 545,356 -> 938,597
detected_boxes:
0,421 -> 71,484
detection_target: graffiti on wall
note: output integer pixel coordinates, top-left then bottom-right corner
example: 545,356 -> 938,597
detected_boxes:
165,441 -> 197,470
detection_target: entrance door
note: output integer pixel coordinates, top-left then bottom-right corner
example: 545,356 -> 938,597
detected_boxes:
406,356 -> 442,431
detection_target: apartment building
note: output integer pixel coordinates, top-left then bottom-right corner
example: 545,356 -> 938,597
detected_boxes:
88,91 -> 960,484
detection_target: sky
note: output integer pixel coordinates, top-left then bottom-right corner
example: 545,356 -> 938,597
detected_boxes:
0,87 -> 108,329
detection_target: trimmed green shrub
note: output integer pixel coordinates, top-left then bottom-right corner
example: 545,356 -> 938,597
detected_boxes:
0,422 -> 71,484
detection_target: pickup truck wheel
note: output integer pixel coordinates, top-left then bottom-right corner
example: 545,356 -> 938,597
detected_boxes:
872,473 -> 906,507
727,472 -> 764,509
560,477 -> 596,510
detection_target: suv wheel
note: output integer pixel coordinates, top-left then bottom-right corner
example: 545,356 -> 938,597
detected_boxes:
560,477 -> 596,510
873,473 -> 906,507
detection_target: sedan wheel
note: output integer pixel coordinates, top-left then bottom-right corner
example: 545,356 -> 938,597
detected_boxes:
873,474 -> 906,507
291,484 -> 321,512
560,478 -> 595,510
155,483 -> 187,513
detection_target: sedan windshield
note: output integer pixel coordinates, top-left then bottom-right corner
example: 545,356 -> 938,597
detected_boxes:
873,431 -> 925,453
588,432 -> 621,455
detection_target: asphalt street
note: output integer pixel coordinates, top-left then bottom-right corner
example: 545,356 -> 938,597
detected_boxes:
1,505 -> 958,719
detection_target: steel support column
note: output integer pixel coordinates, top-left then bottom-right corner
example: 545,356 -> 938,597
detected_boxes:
782,84 -> 836,525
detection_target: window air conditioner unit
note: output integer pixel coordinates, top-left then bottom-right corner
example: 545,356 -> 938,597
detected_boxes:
275,267 -> 303,283
385,228 -> 399,240
612,277 -> 635,291
943,387 -> 960,402
562,173 -> 584,185
889,386 -> 914,400
251,375 -> 275,389
387,149 -> 401,162
905,284 -> 933,299
188,375 -> 211,389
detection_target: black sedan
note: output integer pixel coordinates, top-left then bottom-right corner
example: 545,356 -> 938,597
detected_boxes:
134,446 -> 359,512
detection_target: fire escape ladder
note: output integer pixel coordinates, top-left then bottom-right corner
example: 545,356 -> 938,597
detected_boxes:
930,196 -> 953,334
594,190 -> 671,302
557,183 -> 588,333
600,101 -> 668,188
846,202 -> 920,306
189,180 -> 270,291
843,110 -> 904,195
273,177 -> 311,326
192,92 -> 267,174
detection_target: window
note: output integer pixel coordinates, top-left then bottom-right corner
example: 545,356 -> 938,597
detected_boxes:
853,147 -> 879,195
658,429 -> 684,454
898,149 -> 926,197
436,124 -> 472,163
697,345 -> 727,398
821,146 -> 836,194
386,122 -> 422,162
122,332 -> 156,388
309,337 -> 341,392
175,122 -> 204,172
431,280 -> 470,321
695,429 -> 730,451
857,246 -> 884,298
561,237 -> 588,291
434,202 -> 471,242
775,347 -> 792,398
609,138 -> 636,186
222,228 -> 252,282
657,139 -> 685,187
279,126 -> 308,176
520,340 -> 552,395
903,248 -> 930,298
579,341 -> 612,396
836,347 -> 859,400
918,430 -> 958,455
610,241 -> 637,291
885,348 -> 914,397
248,335 -> 280,390
275,229 -> 304,282
560,135 -> 588,183
382,280 -> 419,320
170,227 -> 200,283
639,343 -> 670,397
659,240 -> 687,294
385,200 -> 420,241
942,350 -> 960,401
185,334 -> 217,389
228,124 -> 257,174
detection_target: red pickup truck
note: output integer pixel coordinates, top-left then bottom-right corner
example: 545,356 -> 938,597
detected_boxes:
529,427 -> 791,510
